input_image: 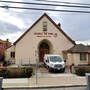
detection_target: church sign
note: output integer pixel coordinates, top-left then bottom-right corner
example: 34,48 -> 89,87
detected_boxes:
34,32 -> 58,38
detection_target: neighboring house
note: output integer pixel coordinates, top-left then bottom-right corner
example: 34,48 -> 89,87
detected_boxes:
67,44 -> 90,66
5,45 -> 15,64
0,39 -> 11,61
5,13 -> 90,66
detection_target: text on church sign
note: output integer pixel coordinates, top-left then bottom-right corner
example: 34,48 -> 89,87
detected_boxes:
34,32 -> 58,38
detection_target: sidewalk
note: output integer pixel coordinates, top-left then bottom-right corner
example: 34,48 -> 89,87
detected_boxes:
2,74 -> 87,88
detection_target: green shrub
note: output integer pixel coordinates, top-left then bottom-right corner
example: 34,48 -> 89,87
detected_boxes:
0,67 -> 33,78
4,69 -> 10,78
21,67 -> 33,78
86,68 -> 90,73
75,67 -> 85,76
9,68 -> 22,78
75,66 -> 90,76
0,68 -> 10,78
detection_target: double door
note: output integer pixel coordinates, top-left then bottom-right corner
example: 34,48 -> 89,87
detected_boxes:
39,49 -> 49,62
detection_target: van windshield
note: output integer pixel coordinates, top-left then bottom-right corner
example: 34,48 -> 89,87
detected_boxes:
50,56 -> 62,62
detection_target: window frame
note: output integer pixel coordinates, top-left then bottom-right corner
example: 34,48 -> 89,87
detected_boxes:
10,52 -> 15,58
43,21 -> 47,27
42,21 -> 47,31
80,53 -> 87,61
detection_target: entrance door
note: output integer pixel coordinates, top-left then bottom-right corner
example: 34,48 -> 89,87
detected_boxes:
39,42 -> 49,62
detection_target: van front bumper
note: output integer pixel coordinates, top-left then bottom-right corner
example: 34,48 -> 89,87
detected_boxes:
49,67 -> 65,72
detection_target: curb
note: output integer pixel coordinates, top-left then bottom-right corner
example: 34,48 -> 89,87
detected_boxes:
3,85 -> 87,89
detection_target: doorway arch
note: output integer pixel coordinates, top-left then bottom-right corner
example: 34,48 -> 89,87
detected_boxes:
38,39 -> 52,62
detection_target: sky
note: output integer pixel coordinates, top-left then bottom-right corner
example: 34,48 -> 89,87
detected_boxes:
0,0 -> 90,45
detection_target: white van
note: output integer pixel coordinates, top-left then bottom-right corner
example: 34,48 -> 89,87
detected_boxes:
44,54 -> 65,72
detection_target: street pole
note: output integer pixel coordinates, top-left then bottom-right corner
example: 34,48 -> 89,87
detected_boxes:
36,58 -> 38,84
35,51 -> 38,85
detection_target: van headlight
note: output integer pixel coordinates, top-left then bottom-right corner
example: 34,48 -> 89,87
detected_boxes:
62,63 -> 65,67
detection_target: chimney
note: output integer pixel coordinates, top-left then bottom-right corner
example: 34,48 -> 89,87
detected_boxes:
6,39 -> 9,42
57,23 -> 61,28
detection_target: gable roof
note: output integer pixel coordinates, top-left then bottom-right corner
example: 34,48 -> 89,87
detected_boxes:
68,44 -> 90,53
13,13 -> 75,45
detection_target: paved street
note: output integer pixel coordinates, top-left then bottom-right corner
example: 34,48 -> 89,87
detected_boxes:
3,86 -> 87,90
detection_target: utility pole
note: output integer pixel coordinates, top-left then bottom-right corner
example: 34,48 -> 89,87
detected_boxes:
35,50 -> 38,84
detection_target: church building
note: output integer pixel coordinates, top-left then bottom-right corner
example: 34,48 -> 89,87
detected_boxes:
5,13 -> 90,66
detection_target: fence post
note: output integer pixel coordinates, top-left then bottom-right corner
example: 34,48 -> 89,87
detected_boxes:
21,59 -> 22,66
29,58 -> 30,65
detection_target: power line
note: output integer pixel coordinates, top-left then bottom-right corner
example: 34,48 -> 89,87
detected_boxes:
9,10 -> 89,15
5,8 -> 89,15
0,6 -> 90,13
0,0 -> 90,9
37,0 -> 90,6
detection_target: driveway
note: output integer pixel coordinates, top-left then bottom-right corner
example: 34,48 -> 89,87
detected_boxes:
32,65 -> 71,77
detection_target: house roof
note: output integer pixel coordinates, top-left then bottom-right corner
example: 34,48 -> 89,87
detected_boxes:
13,13 -> 75,45
68,44 -> 90,53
